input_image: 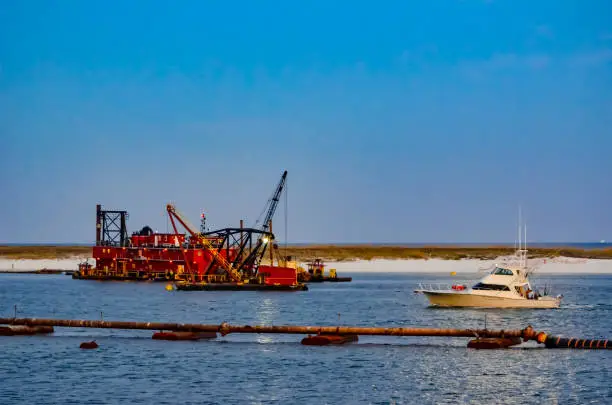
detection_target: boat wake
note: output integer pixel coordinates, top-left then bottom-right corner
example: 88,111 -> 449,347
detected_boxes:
558,303 -> 597,310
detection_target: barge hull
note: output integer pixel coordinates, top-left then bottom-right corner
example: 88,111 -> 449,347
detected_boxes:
175,283 -> 308,291
72,273 -> 173,282
307,276 -> 352,283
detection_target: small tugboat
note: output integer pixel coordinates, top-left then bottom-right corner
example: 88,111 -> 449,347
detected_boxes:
297,259 -> 352,283
415,224 -> 562,308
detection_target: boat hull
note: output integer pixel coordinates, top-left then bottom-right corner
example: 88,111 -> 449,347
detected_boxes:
421,291 -> 561,308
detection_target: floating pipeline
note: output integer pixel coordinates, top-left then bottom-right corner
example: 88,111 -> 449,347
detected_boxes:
79,341 -> 98,349
0,317 -> 536,338
0,318 -> 610,350
0,325 -> 54,336
535,332 -> 610,349
467,337 -> 522,349
545,337 -> 609,349
302,334 -> 359,345
152,331 -> 217,341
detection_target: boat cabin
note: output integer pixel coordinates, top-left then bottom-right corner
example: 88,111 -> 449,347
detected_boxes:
485,266 -> 526,281
307,259 -> 325,277
472,282 -> 511,291
467,264 -> 540,298
491,267 -> 514,276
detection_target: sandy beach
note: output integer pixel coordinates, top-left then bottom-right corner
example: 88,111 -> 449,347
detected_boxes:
0,257 -> 89,272
327,257 -> 612,274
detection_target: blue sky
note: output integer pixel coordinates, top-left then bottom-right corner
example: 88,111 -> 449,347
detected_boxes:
1,0 -> 611,244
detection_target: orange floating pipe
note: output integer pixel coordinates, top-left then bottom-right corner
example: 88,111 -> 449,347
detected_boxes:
0,317 -> 537,339
0,317 -> 609,350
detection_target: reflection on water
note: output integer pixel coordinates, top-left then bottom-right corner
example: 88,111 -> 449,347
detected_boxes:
255,297 -> 280,325
255,335 -> 275,345
254,297 -> 280,345
0,273 -> 611,404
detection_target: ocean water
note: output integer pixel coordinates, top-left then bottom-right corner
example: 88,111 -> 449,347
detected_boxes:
0,273 -> 611,404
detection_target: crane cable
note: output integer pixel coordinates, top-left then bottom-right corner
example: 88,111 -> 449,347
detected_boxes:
252,186 -> 277,229
284,179 -> 288,264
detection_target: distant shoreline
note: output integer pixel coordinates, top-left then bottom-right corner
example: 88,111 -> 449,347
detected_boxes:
1,244 -> 611,261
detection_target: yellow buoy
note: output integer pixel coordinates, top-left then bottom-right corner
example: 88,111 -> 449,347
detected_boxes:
450,271 -> 457,276
165,284 -> 174,291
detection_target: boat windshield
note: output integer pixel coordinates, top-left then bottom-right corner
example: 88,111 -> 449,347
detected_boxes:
492,267 -> 514,276
472,283 -> 511,291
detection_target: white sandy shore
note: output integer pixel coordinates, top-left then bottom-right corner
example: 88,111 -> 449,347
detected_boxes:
0,256 -> 611,274
0,257 -> 91,272
326,257 -> 612,275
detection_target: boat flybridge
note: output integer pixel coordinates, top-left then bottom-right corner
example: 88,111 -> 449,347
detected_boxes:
415,226 -> 563,309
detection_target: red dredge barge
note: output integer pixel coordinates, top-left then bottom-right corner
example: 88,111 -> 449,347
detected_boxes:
73,172 -> 307,291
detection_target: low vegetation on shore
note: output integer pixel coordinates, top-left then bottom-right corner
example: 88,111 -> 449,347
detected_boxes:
1,245 -> 611,262
0,246 -> 91,260
279,245 -> 612,261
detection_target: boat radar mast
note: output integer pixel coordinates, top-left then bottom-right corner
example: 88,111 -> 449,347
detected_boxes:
517,206 -> 530,275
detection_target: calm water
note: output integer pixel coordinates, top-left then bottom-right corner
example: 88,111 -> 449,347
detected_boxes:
1,273 -> 611,404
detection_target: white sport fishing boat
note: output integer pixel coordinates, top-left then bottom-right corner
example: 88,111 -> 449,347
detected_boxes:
415,224 -> 563,309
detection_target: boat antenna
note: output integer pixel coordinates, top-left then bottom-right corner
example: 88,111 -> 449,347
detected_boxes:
524,223 -> 528,269
518,205 -> 522,252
